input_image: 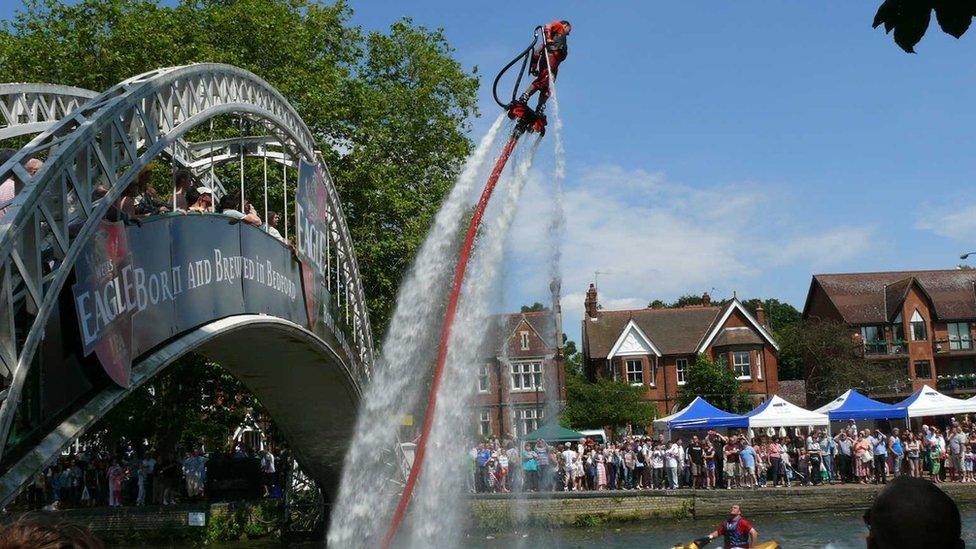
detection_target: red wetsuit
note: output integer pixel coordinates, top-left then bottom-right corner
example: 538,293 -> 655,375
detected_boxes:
523,20 -> 570,106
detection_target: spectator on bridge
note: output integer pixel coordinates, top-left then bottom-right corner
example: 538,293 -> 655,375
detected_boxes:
124,166 -> 170,218
171,169 -> 197,211
217,193 -> 262,226
264,210 -> 285,241
0,148 -> 17,220
24,157 -> 42,178
188,187 -> 215,213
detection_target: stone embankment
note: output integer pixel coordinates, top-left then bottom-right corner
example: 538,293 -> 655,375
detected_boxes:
469,483 -> 976,529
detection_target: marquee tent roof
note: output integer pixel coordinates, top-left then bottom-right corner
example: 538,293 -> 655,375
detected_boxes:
894,385 -> 976,418
521,423 -> 585,443
814,389 -> 907,421
745,395 -> 829,427
653,396 -> 749,430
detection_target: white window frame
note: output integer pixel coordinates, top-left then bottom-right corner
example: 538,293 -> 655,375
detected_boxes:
510,361 -> 543,392
477,364 -> 490,393
625,358 -> 644,386
732,351 -> 752,380
948,322 -> 972,351
756,352 -> 764,380
519,330 -> 530,351
910,310 -> 927,341
676,358 -> 689,386
479,410 -> 492,437
513,407 -> 543,437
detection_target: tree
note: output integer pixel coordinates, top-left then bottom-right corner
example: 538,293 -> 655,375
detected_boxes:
741,298 -> 802,332
873,1 -> 976,53
776,319 -> 908,407
561,372 -> 655,431
562,335 -> 582,376
645,295 -> 801,332
85,353 -> 267,461
676,354 -> 752,413
520,302 -> 546,312
0,0 -> 479,338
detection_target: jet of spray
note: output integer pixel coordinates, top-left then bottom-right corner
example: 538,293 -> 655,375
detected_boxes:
328,114 -> 508,547
406,137 -> 543,548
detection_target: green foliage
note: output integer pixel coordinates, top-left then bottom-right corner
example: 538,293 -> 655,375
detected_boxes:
873,0 -> 974,53
562,335 -> 582,376
521,302 -> 546,312
644,296 -> 801,332
776,319 -> 907,407
676,354 -> 752,413
86,353 -> 263,461
561,371 -> 654,431
0,0 -> 479,338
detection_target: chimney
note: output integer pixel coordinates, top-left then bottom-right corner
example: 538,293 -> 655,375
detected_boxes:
702,292 -> 711,307
585,283 -> 599,319
756,303 -> 768,328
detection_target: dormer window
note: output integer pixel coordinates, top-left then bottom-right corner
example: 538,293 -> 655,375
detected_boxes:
910,310 -> 927,341
519,330 -> 530,350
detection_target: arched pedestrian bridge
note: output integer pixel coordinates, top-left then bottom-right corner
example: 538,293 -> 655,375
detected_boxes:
0,64 -> 374,507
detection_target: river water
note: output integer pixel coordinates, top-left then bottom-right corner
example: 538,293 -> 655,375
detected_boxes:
195,507 -> 976,548
456,507 -> 976,549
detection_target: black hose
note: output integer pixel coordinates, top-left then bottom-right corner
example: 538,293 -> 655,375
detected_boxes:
492,27 -> 543,109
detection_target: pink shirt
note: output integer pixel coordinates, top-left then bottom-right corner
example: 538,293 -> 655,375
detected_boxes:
0,178 -> 14,219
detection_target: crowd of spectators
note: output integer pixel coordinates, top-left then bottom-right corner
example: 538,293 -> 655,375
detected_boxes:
22,443 -> 285,511
470,417 -> 976,493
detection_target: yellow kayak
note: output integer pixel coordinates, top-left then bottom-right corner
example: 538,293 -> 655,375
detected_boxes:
673,541 -> 780,549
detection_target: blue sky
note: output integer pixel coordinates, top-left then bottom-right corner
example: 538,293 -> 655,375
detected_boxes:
4,2 -> 976,341
350,2 -> 976,338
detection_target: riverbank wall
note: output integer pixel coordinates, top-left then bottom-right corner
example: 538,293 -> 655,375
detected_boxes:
469,483 -> 976,529
3,500 -> 284,544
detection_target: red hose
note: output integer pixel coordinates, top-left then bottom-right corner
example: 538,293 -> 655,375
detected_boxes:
381,132 -> 522,549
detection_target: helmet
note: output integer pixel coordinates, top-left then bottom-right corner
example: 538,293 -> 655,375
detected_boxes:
561,20 -> 572,34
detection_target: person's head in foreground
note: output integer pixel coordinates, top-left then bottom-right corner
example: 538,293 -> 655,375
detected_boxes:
0,517 -> 103,549
865,476 -> 963,548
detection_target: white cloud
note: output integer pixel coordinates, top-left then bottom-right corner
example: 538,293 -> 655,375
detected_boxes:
501,163 -> 876,335
916,204 -> 976,242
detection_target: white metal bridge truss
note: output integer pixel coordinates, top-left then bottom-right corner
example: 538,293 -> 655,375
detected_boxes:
0,64 -> 374,464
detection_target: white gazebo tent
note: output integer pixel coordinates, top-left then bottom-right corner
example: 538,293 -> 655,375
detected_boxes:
895,385 -> 976,418
745,395 -> 829,428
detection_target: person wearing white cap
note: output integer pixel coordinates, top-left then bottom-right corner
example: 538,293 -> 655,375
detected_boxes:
188,187 -> 214,213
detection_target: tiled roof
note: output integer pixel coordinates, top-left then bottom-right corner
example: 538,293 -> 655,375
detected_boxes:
583,306 -> 722,359
809,270 -> 976,324
712,326 -> 764,347
489,310 -> 556,351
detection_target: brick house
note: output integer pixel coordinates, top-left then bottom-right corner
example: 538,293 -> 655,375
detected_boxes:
580,285 -> 780,420
474,310 -> 566,439
802,269 -> 976,396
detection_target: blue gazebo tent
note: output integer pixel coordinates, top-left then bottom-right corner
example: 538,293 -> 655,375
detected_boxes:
814,389 -> 907,421
653,396 -> 748,431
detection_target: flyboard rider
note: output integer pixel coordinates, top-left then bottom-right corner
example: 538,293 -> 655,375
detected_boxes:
516,19 -> 571,116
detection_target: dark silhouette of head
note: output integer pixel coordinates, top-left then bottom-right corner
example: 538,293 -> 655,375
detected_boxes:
0,516 -> 104,548
865,476 -> 963,549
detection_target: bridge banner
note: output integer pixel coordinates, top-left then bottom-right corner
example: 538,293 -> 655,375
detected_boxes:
295,159 -> 330,277
71,220 -> 136,387
294,158 -> 358,367
71,215 -> 306,388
